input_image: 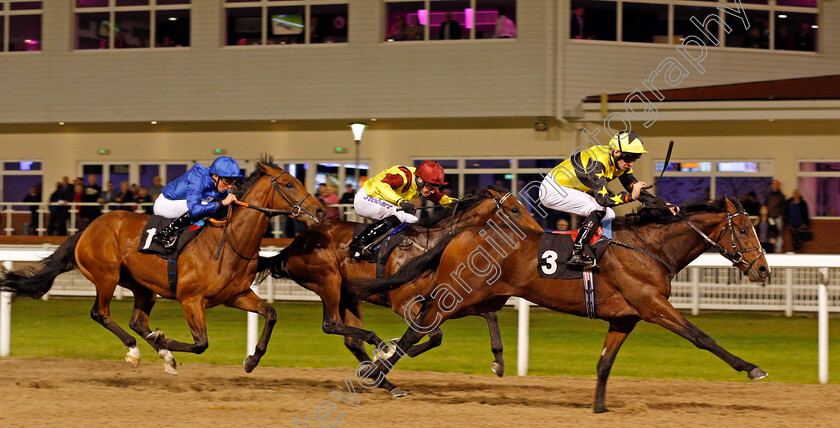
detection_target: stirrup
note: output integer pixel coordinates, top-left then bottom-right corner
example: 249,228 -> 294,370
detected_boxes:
566,251 -> 595,270
153,234 -> 177,249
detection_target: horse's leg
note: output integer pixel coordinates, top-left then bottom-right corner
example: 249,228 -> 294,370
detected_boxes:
366,302 -> 446,381
125,286 -> 180,374
225,290 -> 277,373
593,319 -> 638,414
89,287 -> 140,367
640,294 -> 767,379
403,328 -> 442,358
315,279 -> 384,347
482,312 -> 505,377
340,301 -> 406,397
149,296 -> 209,375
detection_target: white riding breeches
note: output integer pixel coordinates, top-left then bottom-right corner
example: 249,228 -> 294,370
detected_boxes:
354,188 -> 419,223
539,177 -> 616,220
153,195 -> 189,218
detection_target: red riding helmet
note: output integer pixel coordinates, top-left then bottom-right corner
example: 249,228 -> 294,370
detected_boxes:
415,161 -> 448,185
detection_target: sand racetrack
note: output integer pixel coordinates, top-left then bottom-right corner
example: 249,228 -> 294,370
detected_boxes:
0,357 -> 837,427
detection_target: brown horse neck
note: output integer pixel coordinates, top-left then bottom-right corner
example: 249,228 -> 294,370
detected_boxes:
661,212 -> 727,272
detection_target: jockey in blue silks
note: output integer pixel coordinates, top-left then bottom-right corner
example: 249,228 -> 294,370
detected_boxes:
152,156 -> 243,248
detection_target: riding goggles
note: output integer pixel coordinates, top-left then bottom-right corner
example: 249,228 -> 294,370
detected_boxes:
219,177 -> 238,185
619,152 -> 643,163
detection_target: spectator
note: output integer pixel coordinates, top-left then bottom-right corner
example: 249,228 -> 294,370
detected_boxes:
438,12 -> 462,40
785,189 -> 810,252
309,16 -> 322,43
134,186 -> 154,214
406,15 -> 423,40
493,8 -> 517,38
71,183 -> 86,229
556,217 -> 571,231
571,7 -> 589,39
741,191 -> 760,216
753,205 -> 778,254
765,179 -> 786,253
114,181 -> 134,211
339,184 -> 355,204
48,177 -> 73,236
98,181 -> 120,208
388,16 -> 407,41
149,175 -> 164,200
22,185 -> 41,235
319,184 -> 340,221
81,174 -> 102,224
795,21 -> 814,51
130,183 -> 140,197
315,183 -> 327,199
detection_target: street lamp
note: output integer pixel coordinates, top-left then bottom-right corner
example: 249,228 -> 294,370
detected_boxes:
350,122 -> 366,189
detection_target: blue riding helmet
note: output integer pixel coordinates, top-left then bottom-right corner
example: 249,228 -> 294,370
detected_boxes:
208,156 -> 243,179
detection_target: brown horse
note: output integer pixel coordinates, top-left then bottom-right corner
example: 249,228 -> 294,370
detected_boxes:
1,158 -> 324,374
353,198 -> 770,412
259,186 -> 542,396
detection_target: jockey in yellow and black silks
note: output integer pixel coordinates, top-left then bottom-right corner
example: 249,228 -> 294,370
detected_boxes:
540,131 -> 676,269
349,161 -> 456,260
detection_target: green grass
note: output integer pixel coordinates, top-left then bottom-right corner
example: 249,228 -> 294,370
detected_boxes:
8,298 -> 840,384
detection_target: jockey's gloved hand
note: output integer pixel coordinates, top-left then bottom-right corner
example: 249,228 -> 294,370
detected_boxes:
443,198 -> 460,206
399,199 -> 416,215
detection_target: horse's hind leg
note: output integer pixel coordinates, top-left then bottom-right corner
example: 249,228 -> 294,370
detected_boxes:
126,286 -> 174,371
641,294 -> 767,380
225,290 -> 277,373
89,287 -> 139,367
593,319 -> 638,414
341,301 -> 406,397
482,312 -> 505,377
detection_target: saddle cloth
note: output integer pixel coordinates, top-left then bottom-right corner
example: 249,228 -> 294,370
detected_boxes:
353,223 -> 407,278
137,215 -> 204,258
537,229 -> 610,279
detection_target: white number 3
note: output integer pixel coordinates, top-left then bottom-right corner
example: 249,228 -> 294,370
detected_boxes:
541,250 -> 558,275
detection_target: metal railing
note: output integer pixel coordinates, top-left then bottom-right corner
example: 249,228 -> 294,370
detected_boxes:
0,202 -> 363,238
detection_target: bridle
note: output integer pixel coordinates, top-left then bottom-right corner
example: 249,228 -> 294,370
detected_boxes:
678,209 -> 765,277
213,169 -> 320,260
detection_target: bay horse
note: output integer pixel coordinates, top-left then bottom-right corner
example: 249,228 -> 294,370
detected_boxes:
353,197 -> 770,412
258,186 -> 542,396
1,157 -> 324,375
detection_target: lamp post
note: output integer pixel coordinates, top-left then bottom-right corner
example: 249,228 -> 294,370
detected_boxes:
350,123 -> 367,190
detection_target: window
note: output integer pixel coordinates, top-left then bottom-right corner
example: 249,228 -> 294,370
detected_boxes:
225,0 -> 348,46
0,1 -> 42,52
655,160 -> 773,210
798,161 -> 840,217
570,0 -> 818,52
74,0 -> 190,50
384,0 -> 517,42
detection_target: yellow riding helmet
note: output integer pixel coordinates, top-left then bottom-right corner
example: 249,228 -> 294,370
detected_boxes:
608,131 -> 648,154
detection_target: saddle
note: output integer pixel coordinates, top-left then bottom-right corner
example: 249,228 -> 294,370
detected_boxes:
352,223 -> 411,278
138,215 -> 204,298
537,228 -> 610,279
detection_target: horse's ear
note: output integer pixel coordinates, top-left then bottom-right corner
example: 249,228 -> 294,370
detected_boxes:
723,196 -> 736,212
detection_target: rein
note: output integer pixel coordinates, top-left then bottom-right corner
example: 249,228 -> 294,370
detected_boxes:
211,169 -> 319,261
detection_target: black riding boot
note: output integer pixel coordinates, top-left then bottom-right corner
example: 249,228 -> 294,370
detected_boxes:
153,212 -> 193,249
566,210 -> 606,270
350,215 -> 403,261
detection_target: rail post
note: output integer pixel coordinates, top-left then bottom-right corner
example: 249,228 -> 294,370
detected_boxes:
818,267 -> 829,384
1,260 -> 13,357
517,297 -> 530,376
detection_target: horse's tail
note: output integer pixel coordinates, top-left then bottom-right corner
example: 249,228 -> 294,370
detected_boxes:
1,233 -> 82,299
256,246 -> 290,283
351,234 -> 456,299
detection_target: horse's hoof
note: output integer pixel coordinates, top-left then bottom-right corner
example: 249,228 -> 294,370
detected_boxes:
748,367 -> 768,380
389,387 -> 407,397
491,362 -> 504,377
159,349 -> 177,376
125,346 -> 141,369
243,356 -> 258,373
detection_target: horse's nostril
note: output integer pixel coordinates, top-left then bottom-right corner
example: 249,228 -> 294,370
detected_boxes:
758,266 -> 767,272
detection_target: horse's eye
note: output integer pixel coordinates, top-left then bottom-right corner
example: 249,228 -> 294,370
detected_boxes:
511,207 -> 520,214
740,229 -> 747,235
285,182 -> 294,188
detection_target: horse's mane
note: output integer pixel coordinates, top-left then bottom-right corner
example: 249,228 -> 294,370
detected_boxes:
613,198 -> 742,229
234,155 -> 284,199
415,185 -> 509,227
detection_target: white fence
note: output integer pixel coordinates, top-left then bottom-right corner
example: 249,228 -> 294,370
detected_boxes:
0,249 -> 837,383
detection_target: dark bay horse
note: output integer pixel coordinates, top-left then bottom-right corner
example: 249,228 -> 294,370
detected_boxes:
353,198 -> 770,412
259,186 -> 542,395
1,158 -> 324,375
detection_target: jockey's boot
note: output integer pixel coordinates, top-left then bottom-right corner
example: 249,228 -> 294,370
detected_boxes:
350,215 -> 402,261
566,210 -> 606,270
153,212 -> 192,249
